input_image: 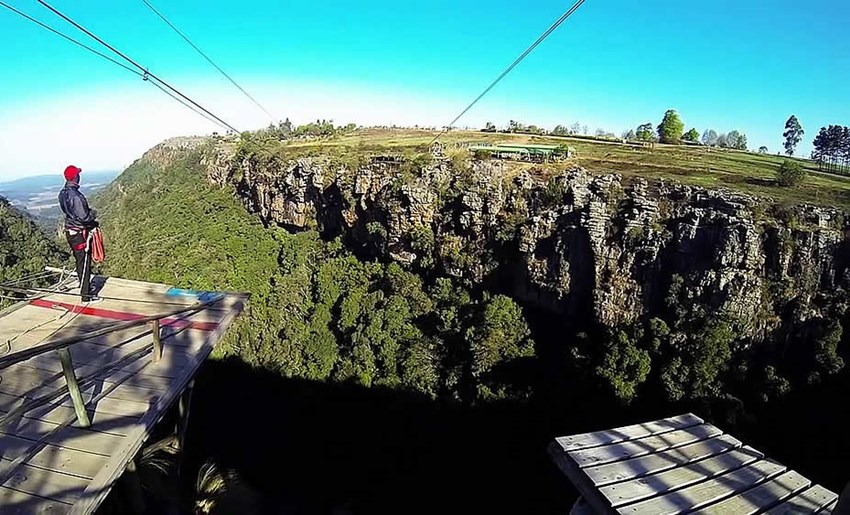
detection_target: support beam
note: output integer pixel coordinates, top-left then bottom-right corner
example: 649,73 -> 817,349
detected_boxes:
123,459 -> 146,514
175,379 -> 195,479
150,319 -> 163,363
56,348 -> 91,428
176,379 -> 195,451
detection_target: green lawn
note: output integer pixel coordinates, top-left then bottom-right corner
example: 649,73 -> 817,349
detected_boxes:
277,128 -> 850,210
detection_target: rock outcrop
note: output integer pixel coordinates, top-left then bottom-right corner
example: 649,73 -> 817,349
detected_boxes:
187,140 -> 850,339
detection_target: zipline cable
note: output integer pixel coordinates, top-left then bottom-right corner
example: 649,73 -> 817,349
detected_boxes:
140,0 -> 277,123
148,77 -> 228,129
0,1 -> 233,132
431,0 -> 587,144
37,0 -> 242,134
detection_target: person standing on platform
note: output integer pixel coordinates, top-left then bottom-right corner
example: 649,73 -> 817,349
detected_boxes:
58,165 -> 100,303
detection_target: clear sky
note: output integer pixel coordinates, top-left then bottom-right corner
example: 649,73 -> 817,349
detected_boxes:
1,0 -> 848,179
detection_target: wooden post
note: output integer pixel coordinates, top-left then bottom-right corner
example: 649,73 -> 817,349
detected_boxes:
123,458 -> 146,514
56,348 -> 91,428
150,319 -> 162,363
175,379 -> 195,478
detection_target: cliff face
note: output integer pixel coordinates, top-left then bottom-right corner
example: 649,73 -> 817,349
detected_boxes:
151,138 -> 850,339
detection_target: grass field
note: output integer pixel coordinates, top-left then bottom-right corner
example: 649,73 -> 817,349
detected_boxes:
278,128 -> 850,210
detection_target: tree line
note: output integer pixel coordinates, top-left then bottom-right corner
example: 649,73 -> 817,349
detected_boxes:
485,110 -> 750,150
261,118 -> 358,140
812,125 -> 850,174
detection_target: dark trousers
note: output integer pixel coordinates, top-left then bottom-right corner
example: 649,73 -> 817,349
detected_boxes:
66,232 -> 93,302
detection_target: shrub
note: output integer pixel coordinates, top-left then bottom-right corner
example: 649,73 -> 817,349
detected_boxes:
472,149 -> 492,161
776,160 -> 807,187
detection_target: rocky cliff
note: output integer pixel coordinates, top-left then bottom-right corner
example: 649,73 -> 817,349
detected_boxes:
143,137 -> 850,341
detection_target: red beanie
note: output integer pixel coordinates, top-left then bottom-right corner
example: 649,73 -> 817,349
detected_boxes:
63,165 -> 81,181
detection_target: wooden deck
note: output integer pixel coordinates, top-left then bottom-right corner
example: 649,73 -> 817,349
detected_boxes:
549,414 -> 841,514
0,276 -> 246,513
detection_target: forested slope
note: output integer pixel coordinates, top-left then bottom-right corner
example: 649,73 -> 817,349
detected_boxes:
97,146 -> 535,403
0,197 -> 66,306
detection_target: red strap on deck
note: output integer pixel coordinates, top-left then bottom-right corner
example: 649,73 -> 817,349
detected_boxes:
29,298 -> 219,331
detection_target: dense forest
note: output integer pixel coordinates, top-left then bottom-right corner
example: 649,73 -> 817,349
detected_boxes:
90,143 -> 849,513
97,153 -> 534,405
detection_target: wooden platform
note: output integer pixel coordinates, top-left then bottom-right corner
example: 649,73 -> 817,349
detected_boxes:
549,414 -> 841,514
0,276 -> 246,513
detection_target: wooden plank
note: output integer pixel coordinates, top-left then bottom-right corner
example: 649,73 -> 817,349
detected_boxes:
569,424 -> 722,468
822,498 -> 838,514
0,416 -> 125,456
693,470 -> 811,514
600,445 -> 762,507
0,362 -> 171,402
0,404 -> 141,438
64,340 -> 196,372
765,485 -> 839,514
0,386 -> 152,420
549,442 -> 620,515
0,356 -> 158,490
0,435 -> 107,480
584,434 -> 743,486
23,342 -> 194,381
619,458 -> 786,514
0,302 -> 208,369
3,463 -> 90,505
71,297 -> 245,514
552,414 -> 704,452
0,485 -> 70,514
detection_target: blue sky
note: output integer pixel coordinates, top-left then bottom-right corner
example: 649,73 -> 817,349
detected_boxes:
1,0 -> 848,178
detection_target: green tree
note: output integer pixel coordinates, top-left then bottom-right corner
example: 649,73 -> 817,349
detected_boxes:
551,125 -> 569,136
656,110 -> 685,144
282,118 -> 294,134
727,130 -> 748,150
783,115 -> 804,156
595,330 -> 651,402
776,160 -> 807,187
622,129 -> 636,140
683,128 -> 700,142
702,129 -> 719,146
659,318 -> 734,400
760,365 -> 790,402
812,125 -> 850,173
808,320 -> 845,384
400,338 -> 440,398
636,123 -> 656,142
758,146 -> 768,154
466,295 -> 533,378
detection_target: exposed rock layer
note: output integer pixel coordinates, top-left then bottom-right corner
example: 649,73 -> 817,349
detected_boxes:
147,138 -> 850,338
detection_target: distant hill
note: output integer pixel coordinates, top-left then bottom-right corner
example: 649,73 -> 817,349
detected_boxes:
0,171 -> 119,231
0,197 -> 68,307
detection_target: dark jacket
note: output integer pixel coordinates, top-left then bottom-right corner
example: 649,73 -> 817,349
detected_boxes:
58,181 -> 98,230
